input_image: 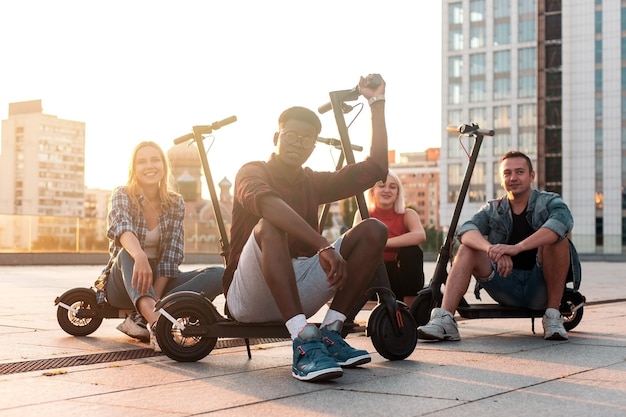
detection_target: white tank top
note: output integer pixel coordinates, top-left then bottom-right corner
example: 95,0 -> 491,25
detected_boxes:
144,226 -> 160,259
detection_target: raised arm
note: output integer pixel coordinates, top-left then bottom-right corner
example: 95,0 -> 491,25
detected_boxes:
358,74 -> 388,172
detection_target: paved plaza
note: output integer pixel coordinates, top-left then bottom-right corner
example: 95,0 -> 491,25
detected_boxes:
0,261 -> 625,416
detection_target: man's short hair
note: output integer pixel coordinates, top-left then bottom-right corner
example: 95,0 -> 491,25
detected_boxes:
501,150 -> 534,173
278,106 -> 322,134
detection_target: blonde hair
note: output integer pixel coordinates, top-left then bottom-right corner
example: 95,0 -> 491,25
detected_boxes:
125,141 -> 179,212
366,169 -> 406,214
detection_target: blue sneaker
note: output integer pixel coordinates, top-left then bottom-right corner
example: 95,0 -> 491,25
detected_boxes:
321,321 -> 371,367
292,324 -> 343,382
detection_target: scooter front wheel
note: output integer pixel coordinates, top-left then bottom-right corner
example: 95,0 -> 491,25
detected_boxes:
409,289 -> 433,327
56,288 -> 103,336
561,289 -> 585,331
368,303 -> 417,361
155,300 -> 218,362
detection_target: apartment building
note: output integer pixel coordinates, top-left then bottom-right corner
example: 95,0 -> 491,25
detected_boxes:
0,99 -> 85,217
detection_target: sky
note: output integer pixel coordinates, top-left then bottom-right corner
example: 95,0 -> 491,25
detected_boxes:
0,0 -> 443,193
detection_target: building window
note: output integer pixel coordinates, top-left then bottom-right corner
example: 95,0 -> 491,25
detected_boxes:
448,163 -> 464,203
449,82 -> 463,104
470,26 -> 485,48
545,14 -> 561,41
447,109 -> 463,127
470,53 -> 486,75
517,132 -> 536,155
449,55 -> 463,78
494,22 -> 511,45
545,128 -> 562,154
518,0 -> 536,15
470,80 -> 486,102
447,135 -> 464,158
518,47 -> 536,71
518,104 -> 536,128
450,29 -> 464,51
518,75 -> 536,98
470,0 -> 485,22
494,0 -> 510,18
494,77 -> 511,100
518,18 -> 536,42
494,50 -> 511,73
546,71 -> 562,97
493,161 -> 502,199
449,2 -> 463,24
469,162 -> 486,202
493,105 -> 511,129
546,100 -> 563,126
546,44 -> 562,68
493,132 -> 512,156
469,107 -> 487,128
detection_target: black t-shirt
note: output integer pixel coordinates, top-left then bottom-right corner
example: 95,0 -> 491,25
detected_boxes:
508,208 -> 537,270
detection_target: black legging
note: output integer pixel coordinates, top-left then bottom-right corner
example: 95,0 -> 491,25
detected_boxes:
384,245 -> 425,300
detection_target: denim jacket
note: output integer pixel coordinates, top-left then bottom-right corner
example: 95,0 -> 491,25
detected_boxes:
457,189 -> 581,290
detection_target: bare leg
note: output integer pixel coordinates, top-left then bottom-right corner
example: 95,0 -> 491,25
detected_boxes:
539,239 -> 570,310
254,219 -> 304,321
441,245 -> 493,314
136,296 -> 159,325
331,218 -> 388,314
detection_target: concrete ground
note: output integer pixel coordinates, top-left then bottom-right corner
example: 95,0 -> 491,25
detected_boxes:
0,261 -> 625,416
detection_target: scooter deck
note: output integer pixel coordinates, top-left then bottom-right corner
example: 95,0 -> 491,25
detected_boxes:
456,303 -> 545,320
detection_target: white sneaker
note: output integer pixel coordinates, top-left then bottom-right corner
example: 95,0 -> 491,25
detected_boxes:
116,312 -> 150,342
417,308 -> 460,341
542,308 -> 568,340
147,322 -> 162,352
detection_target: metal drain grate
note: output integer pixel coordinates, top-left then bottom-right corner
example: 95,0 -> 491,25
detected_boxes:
0,337 -> 290,375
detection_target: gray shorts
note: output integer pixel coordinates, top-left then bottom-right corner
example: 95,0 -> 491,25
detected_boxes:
476,261 -> 547,310
226,232 -> 344,323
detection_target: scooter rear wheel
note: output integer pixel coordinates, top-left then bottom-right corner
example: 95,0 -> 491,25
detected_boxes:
368,303 -> 417,361
155,300 -> 217,362
56,288 -> 103,336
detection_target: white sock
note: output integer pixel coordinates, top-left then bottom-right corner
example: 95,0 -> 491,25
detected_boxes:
321,309 -> 346,328
286,314 -> 308,340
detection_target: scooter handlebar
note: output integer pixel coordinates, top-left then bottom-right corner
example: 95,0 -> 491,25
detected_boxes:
447,124 -> 494,137
173,116 -> 238,145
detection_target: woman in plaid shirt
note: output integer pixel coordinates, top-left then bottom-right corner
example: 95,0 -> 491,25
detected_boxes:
102,141 -> 222,351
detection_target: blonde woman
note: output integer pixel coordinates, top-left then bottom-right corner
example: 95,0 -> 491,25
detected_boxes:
355,169 -> 426,306
101,141 -> 222,351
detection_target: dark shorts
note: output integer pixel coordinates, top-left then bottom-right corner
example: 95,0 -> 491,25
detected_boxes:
476,262 -> 547,310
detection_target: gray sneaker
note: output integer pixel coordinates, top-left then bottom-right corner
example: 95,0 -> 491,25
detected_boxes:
542,308 -> 568,340
417,308 -> 460,341
147,322 -> 162,352
116,312 -> 150,342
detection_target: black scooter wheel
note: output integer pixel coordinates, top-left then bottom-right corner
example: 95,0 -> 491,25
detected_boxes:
56,288 -> 103,336
561,290 -> 584,331
155,300 -> 217,362
368,304 -> 417,361
409,290 -> 433,327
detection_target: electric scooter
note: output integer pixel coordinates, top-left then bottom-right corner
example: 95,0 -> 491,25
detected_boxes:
409,123 -> 585,334
152,84 -> 417,363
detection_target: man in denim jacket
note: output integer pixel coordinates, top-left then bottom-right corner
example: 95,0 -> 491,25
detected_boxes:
418,150 -> 578,341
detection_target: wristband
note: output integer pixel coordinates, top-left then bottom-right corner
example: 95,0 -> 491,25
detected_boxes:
368,94 -> 385,106
316,244 -> 335,256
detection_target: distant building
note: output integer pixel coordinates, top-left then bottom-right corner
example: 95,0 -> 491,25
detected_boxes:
391,148 -> 441,230
84,188 -> 111,219
0,99 -> 85,217
167,143 -> 233,254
